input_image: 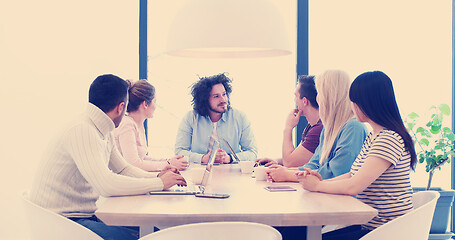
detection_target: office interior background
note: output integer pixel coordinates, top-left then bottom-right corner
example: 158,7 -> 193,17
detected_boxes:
0,0 -> 451,239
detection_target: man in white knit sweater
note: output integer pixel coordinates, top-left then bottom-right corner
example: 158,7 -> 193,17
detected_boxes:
30,74 -> 186,240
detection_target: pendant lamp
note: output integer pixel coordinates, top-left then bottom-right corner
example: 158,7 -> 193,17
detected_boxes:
166,0 -> 291,58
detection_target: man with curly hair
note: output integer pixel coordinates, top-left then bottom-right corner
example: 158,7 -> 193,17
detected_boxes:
175,73 -> 257,164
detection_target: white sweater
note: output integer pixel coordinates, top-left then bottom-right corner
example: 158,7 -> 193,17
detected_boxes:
30,103 -> 164,218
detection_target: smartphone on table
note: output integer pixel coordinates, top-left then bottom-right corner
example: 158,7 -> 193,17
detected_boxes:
195,193 -> 230,199
264,186 -> 296,192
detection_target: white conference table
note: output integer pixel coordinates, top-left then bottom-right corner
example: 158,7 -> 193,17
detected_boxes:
95,164 -> 377,240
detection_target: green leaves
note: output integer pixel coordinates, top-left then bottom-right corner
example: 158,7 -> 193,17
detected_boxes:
443,127 -> 455,141
416,127 -> 431,137
439,104 -> 450,115
404,104 -> 455,189
408,112 -> 419,119
419,138 -> 430,146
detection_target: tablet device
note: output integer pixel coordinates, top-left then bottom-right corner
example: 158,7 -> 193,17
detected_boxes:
264,186 -> 296,192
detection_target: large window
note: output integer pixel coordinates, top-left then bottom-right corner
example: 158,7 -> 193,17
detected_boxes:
146,0 -> 452,189
308,0 -> 452,188
146,0 -> 297,159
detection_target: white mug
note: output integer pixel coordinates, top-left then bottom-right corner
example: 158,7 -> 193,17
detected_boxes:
254,166 -> 267,181
239,161 -> 255,174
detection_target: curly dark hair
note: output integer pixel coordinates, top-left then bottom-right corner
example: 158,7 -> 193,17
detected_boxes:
191,73 -> 233,117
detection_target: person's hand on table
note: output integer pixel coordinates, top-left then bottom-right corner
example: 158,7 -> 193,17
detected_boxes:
255,158 -> 278,167
265,165 -> 299,182
296,170 -> 321,192
215,149 -> 231,164
301,167 -> 322,181
159,166 -> 187,190
169,155 -> 189,171
201,151 -> 211,164
158,165 -> 179,176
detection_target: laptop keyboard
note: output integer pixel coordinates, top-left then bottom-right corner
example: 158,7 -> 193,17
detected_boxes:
171,184 -> 204,193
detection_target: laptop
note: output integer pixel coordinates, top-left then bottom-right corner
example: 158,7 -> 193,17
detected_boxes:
222,138 -> 240,163
148,140 -> 219,195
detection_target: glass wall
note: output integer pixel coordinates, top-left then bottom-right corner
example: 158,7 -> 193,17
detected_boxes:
147,0 -> 297,160
308,0 -> 452,189
148,0 -> 452,189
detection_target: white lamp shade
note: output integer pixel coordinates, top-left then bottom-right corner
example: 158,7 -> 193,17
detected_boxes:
166,0 -> 291,58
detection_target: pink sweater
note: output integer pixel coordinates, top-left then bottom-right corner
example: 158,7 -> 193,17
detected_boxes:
114,116 -> 167,171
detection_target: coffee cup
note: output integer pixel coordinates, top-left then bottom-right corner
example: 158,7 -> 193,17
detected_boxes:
239,161 -> 255,174
254,166 -> 267,181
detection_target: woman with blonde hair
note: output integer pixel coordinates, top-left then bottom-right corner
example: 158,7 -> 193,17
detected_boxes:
266,70 -> 368,182
298,71 -> 416,239
114,79 -> 188,171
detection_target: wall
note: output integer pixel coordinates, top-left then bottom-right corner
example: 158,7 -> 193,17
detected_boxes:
0,1 -> 139,239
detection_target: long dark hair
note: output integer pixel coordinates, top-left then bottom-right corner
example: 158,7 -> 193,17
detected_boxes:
190,73 -> 232,117
349,71 -> 417,170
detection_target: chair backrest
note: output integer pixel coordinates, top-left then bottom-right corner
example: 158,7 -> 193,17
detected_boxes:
22,190 -> 103,240
360,190 -> 440,240
139,221 -> 282,240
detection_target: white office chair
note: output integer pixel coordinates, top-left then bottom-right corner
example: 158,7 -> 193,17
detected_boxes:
22,191 -> 103,240
138,221 -> 282,240
360,190 -> 440,240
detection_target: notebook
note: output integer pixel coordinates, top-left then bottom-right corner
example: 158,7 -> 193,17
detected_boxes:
148,140 -> 219,195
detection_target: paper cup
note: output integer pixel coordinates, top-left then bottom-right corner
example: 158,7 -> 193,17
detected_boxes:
239,161 -> 255,174
254,166 -> 267,181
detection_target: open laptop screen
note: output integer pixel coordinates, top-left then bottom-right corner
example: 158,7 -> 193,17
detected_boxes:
201,140 -> 219,187
222,138 -> 240,162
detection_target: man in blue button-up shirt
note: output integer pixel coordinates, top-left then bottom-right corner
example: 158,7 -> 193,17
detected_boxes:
175,73 -> 257,164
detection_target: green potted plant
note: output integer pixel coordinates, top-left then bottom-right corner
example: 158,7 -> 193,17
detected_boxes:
406,103 -> 455,235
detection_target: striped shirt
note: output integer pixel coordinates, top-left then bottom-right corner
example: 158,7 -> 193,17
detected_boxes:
350,129 -> 413,230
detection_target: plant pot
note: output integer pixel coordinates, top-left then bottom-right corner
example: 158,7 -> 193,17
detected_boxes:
413,187 -> 455,234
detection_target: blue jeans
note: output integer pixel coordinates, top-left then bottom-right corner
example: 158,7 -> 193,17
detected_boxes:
69,215 -> 139,240
322,225 -> 371,240
274,226 -> 307,240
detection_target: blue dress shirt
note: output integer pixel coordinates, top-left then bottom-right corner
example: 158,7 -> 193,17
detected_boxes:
175,108 -> 258,163
299,118 -> 368,179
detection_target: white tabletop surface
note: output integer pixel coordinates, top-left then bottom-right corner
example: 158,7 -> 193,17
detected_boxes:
95,164 -> 377,239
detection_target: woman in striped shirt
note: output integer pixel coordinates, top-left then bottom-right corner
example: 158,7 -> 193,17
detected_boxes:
297,71 -> 417,240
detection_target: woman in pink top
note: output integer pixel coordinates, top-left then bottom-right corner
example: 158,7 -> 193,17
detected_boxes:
114,80 -> 188,171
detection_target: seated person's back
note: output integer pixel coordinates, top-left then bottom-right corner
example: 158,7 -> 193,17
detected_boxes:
30,74 -> 186,240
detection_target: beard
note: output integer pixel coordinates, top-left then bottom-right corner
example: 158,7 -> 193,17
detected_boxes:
209,103 -> 228,114
112,114 -> 124,128
113,105 -> 127,128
